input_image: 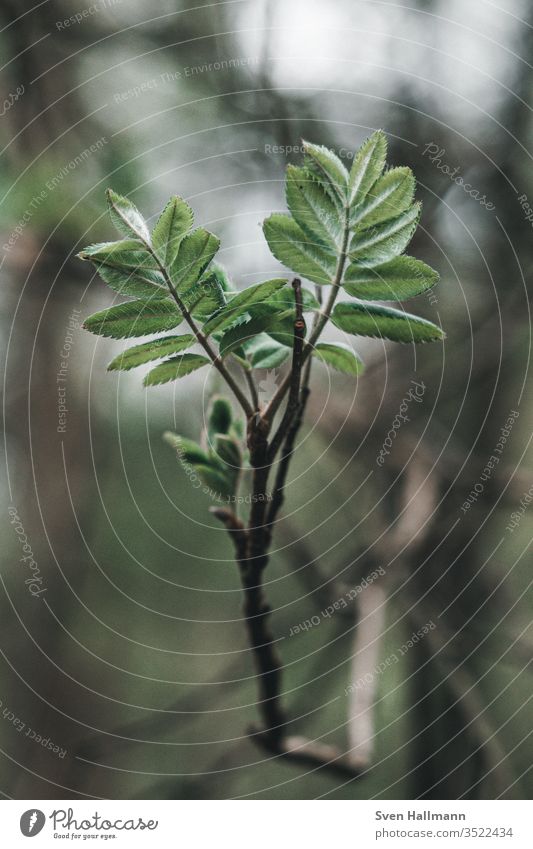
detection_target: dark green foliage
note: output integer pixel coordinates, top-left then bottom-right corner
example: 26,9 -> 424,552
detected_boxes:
80,131 -> 442,407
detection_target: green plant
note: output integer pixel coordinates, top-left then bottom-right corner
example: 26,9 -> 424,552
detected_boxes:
80,131 -> 444,775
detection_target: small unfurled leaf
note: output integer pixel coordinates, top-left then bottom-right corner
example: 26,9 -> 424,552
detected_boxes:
202,278 -> 287,336
344,256 -> 439,301
302,141 -> 349,201
351,167 -> 415,230
263,213 -> 336,285
143,353 -> 210,385
332,301 -> 445,343
313,341 -> 364,375
286,165 -> 341,250
348,130 -> 387,207
246,336 -> 291,369
208,396 -> 232,438
106,190 -> 150,243
107,335 -> 195,371
83,299 -> 182,339
170,228 -> 220,292
349,204 -> 420,267
194,464 -> 235,499
152,196 -> 194,267
213,434 -> 241,469
163,432 -> 210,465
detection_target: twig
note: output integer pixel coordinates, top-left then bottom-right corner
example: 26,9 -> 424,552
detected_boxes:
209,507 -> 247,558
127,216 -> 254,417
267,278 -> 306,460
266,385 -> 309,529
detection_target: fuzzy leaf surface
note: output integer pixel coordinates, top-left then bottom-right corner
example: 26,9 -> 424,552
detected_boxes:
84,299 -> 182,339
143,353 -> 210,385
107,335 -> 195,371
332,301 -> 445,343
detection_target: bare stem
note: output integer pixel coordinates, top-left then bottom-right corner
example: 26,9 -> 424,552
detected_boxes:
267,278 -> 306,461
242,364 -> 260,411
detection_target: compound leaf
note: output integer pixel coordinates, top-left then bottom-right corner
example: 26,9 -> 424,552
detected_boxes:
84,299 -> 182,339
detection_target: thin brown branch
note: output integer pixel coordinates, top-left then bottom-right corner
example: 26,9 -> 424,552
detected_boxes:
249,727 -> 368,778
242,364 -> 260,411
266,385 -> 310,529
262,205 -> 351,424
267,278 -> 306,460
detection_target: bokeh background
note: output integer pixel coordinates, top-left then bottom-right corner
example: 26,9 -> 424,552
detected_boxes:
1,0 -> 532,800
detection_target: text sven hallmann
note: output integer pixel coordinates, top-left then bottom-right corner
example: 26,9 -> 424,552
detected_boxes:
375,811 -> 466,821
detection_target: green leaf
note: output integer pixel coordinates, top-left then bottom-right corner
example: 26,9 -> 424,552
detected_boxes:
195,464 -> 235,500
348,130 -> 387,207
331,301 -> 445,343
213,434 -> 241,470
246,336 -> 291,369
143,353 -> 210,386
152,196 -> 194,267
285,165 -> 341,250
267,286 -> 320,312
83,299 -> 182,339
263,213 -> 336,285
208,396 -> 232,438
181,271 -> 227,321
265,313 -> 298,347
163,432 -> 211,465
170,228 -> 220,292
302,141 -> 349,201
349,204 -> 420,268
344,256 -> 439,301
202,278 -> 287,336
107,335 -> 195,371
313,342 -> 364,375
89,264 -> 168,300
351,167 -> 415,230
79,240 -> 159,270
106,189 -> 151,243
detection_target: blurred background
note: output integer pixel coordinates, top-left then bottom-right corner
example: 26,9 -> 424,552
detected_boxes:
0,0 -> 531,800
